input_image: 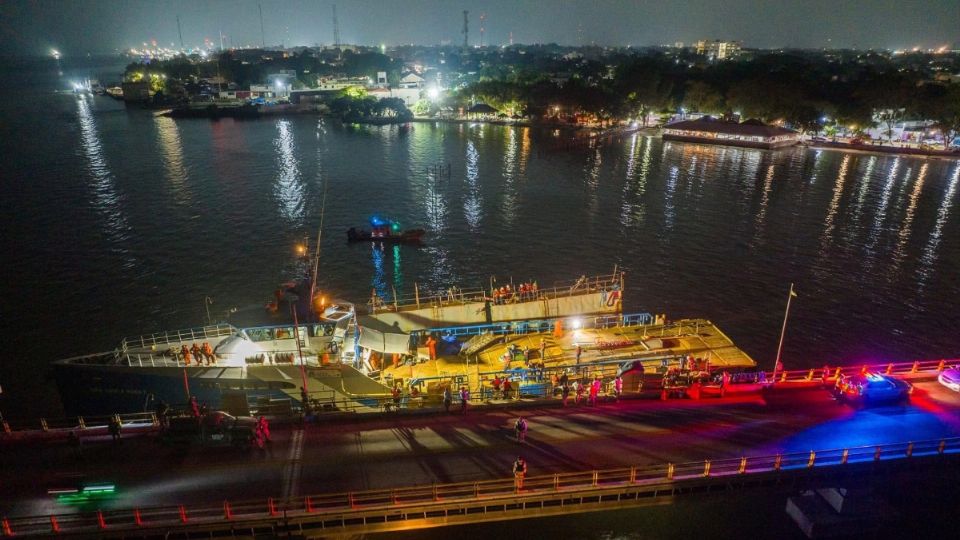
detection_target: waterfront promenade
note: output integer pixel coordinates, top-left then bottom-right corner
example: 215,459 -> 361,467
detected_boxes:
2,376 -> 959,522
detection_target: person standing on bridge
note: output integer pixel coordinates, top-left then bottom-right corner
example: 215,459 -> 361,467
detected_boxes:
614,375 -> 623,402
256,416 -> 271,443
108,416 -> 121,443
459,386 -> 470,414
189,396 -> 200,418
513,456 -> 527,491
515,416 -> 528,443
589,377 -> 601,406
443,386 -> 452,413
575,344 -> 582,365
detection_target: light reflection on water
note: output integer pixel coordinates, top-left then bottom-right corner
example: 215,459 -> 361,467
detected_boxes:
5,96 -> 960,420
153,115 -> 190,205
919,163 -> 960,287
274,119 -> 304,223
75,95 -> 134,260
464,139 -> 481,231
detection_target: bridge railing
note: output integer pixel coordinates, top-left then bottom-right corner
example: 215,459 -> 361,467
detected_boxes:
771,358 -> 959,384
3,436 -> 958,536
1,412 -> 157,435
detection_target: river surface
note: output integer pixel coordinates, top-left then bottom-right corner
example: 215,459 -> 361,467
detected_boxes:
1,67 -> 959,420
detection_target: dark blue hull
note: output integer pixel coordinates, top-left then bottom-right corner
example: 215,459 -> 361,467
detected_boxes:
53,363 -> 295,416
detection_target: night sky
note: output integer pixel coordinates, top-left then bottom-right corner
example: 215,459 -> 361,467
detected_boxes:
0,0 -> 957,56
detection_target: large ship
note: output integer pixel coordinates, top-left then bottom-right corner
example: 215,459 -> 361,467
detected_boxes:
52,271 -> 627,415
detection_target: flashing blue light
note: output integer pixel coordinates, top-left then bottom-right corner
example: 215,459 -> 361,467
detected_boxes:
370,216 -> 387,227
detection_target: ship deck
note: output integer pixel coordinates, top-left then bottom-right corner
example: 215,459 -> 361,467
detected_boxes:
381,318 -> 756,388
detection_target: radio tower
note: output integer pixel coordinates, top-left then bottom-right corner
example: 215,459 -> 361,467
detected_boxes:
258,3 -> 265,48
462,10 -> 469,49
479,13 -> 486,47
176,15 -> 184,50
332,4 -> 342,58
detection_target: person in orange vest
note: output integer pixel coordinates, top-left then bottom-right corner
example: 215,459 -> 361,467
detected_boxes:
426,335 -> 438,361
202,342 -> 215,364
183,349 -> 193,367
191,343 -> 203,366
180,344 -> 190,364
392,353 -> 401,369
553,320 -> 563,338
513,456 -> 527,490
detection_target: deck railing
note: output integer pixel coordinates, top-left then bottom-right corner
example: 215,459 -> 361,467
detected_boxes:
121,323 -> 236,351
411,311 -> 653,339
369,271 -> 624,313
2,436 -> 957,536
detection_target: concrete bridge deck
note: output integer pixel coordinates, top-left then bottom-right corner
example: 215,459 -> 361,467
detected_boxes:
2,375 -> 960,527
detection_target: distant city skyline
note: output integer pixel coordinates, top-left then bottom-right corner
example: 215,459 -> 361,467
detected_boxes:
0,0 -> 957,56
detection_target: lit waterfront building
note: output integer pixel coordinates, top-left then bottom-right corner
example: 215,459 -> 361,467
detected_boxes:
662,117 -> 800,149
695,39 -> 742,60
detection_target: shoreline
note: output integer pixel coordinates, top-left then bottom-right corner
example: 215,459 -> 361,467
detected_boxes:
802,140 -> 960,160
142,98 -> 957,160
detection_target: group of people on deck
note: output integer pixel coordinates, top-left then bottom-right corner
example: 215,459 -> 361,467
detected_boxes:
492,282 -> 538,305
556,372 -> 623,406
181,343 -> 216,366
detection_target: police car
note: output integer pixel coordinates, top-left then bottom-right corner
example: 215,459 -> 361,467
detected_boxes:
831,372 -> 911,405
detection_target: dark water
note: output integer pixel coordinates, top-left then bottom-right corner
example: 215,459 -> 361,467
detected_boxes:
1,68 -> 959,420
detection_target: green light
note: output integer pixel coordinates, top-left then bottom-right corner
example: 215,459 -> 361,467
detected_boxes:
391,223 -> 400,232
55,484 -> 117,505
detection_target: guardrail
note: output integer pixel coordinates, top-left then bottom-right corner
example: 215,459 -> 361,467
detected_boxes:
1,412 -> 157,436
3,437 -> 958,537
770,358 -> 959,384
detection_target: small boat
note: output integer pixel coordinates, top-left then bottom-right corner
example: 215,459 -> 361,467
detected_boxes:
347,217 -> 425,244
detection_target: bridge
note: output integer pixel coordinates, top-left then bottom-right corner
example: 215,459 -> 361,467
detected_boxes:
2,362 -> 959,537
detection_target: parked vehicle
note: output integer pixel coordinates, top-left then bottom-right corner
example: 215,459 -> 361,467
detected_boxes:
162,411 -> 258,448
937,367 -> 960,392
830,372 -> 910,405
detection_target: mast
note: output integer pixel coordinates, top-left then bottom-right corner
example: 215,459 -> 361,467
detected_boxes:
309,175 -> 329,317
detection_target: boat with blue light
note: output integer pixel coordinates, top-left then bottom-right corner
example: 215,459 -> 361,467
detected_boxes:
347,216 -> 425,244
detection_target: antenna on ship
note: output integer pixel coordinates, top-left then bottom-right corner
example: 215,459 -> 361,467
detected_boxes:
309,174 -> 329,318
